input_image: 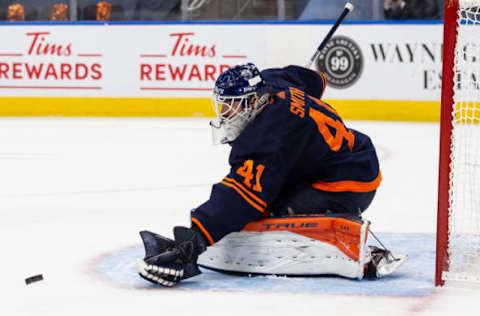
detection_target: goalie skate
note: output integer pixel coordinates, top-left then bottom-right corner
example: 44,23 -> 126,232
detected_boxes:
366,246 -> 408,279
377,254 -> 408,277
198,214 -> 370,279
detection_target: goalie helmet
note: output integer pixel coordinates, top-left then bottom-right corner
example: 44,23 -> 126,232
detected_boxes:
210,63 -> 268,144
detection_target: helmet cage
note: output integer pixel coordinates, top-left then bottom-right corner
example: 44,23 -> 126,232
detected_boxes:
214,92 -> 256,122
210,91 -> 258,145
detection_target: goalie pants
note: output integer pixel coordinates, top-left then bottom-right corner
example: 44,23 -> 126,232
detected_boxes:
270,184 -> 376,217
192,182 -> 375,244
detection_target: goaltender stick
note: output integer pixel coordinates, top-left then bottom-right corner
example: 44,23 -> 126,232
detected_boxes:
136,63 -> 406,287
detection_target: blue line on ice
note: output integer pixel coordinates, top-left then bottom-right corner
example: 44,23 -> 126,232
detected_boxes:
94,233 -> 435,296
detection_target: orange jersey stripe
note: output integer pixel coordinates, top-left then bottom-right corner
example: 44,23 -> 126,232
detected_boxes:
220,180 -> 267,214
191,217 -> 214,245
319,73 -> 327,99
315,71 -> 327,97
312,172 -> 382,193
314,71 -> 327,98
224,177 -> 267,207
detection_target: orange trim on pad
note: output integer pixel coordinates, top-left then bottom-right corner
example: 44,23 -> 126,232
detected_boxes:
191,217 -> 214,245
312,172 -> 382,193
243,215 -> 366,261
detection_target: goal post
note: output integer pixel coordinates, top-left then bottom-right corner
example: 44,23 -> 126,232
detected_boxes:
436,0 -> 480,286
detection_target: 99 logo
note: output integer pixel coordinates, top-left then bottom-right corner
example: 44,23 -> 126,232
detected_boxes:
316,36 -> 363,89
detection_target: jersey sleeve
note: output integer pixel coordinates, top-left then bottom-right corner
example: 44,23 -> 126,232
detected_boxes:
315,71 -> 327,99
191,96 -> 315,244
261,65 -> 327,99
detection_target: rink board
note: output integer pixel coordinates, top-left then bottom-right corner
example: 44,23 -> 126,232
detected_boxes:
0,98 -> 440,121
93,233 -> 435,297
0,22 -> 443,121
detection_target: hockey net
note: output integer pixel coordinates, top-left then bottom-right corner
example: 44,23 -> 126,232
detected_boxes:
436,0 -> 480,285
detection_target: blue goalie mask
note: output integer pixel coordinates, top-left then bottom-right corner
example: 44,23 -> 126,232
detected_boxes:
210,63 -> 269,144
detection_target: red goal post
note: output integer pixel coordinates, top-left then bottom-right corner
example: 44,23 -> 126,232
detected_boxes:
436,0 -> 480,286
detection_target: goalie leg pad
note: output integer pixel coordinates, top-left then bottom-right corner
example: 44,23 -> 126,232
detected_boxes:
198,214 -> 370,279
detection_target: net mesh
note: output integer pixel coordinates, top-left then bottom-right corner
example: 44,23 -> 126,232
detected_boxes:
446,0 -> 480,282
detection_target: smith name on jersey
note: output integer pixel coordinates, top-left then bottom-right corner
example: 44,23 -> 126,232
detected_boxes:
191,65 -> 381,244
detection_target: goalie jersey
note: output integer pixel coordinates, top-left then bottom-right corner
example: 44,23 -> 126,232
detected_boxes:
191,65 -> 381,245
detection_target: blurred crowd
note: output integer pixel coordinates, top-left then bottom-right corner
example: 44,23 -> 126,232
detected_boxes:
0,0 -> 182,21
384,0 -> 441,19
0,0 -> 444,22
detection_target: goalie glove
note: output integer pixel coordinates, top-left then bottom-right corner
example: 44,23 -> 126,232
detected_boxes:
136,226 -> 206,287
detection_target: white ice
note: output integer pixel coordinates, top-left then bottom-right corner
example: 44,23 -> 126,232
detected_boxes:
1,118 -> 479,316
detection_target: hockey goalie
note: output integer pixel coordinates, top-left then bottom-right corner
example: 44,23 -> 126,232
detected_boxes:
136,63 -> 407,287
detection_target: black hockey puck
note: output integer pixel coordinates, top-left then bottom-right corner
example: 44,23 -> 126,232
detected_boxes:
25,274 -> 43,285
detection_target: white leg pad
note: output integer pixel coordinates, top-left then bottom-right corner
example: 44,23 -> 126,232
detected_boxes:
198,229 -> 368,279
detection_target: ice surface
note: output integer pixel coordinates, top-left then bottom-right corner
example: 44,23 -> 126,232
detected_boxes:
1,118 -> 479,316
96,233 -> 434,297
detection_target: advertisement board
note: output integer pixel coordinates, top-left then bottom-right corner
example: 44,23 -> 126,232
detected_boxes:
0,22 -> 444,120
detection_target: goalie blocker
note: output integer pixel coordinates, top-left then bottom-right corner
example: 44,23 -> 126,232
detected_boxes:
137,214 -> 407,286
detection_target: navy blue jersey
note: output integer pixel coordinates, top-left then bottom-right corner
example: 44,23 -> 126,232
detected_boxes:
191,65 -> 381,245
